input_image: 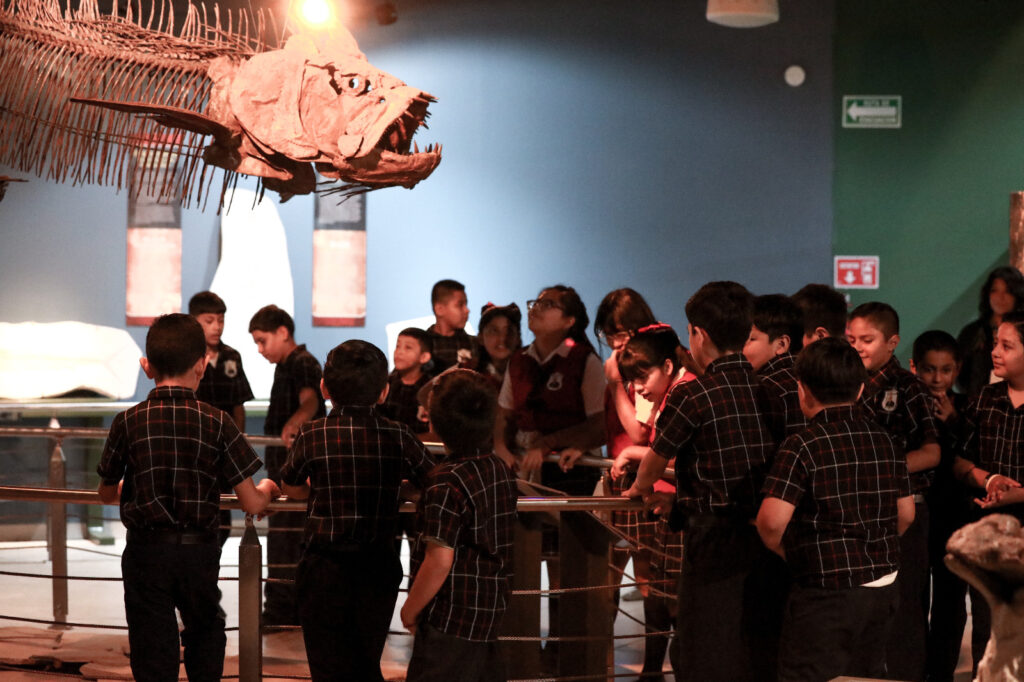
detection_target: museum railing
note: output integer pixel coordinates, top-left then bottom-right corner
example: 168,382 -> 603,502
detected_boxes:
0,424 -> 671,681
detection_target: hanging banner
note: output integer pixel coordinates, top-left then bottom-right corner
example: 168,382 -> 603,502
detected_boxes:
125,137 -> 182,326
312,193 -> 366,327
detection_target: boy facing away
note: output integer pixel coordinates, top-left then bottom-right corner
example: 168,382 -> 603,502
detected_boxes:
791,283 -> 848,347
381,327 -> 433,433
280,340 -> 435,682
427,279 -> 478,373
847,302 -> 940,681
744,293 -> 806,436
97,314 -> 279,682
756,337 -> 915,681
401,369 -> 519,682
625,281 -> 786,682
248,304 -> 326,625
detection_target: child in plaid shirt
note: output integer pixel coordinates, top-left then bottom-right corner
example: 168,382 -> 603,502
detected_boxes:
97,314 -> 279,682
757,338 -> 915,681
402,369 -> 519,682
280,340 -> 435,682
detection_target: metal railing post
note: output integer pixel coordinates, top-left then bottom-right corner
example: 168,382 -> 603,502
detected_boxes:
238,514 -> 263,682
46,426 -> 68,628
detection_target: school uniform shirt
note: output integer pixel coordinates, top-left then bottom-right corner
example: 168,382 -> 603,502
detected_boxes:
413,450 -> 519,642
426,325 -> 479,375
264,344 -> 326,436
858,356 -> 939,494
961,381 -> 1024,487
651,353 -> 781,519
97,386 -> 262,532
762,405 -> 910,589
381,370 -> 431,434
196,342 -> 254,414
280,404 -> 436,547
758,352 -> 808,436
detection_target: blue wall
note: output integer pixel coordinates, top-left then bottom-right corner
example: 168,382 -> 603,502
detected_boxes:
0,0 -> 836,400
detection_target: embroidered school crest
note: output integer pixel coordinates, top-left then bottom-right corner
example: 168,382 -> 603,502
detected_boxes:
546,372 -> 564,392
881,388 -> 898,413
223,359 -> 238,378
457,348 -> 472,365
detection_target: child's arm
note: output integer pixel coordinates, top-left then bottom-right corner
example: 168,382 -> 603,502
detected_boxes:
233,478 -> 281,515
906,441 -> 940,473
623,448 -> 669,499
896,494 -> 916,535
493,407 -> 517,469
400,540 -> 455,634
231,405 -> 246,430
611,444 -> 650,480
97,480 -> 122,504
756,496 -> 794,559
524,413 -> 606,474
282,480 -> 311,500
281,387 -> 320,446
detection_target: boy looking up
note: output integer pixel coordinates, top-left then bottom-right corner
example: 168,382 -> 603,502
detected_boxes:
757,338 -> 914,681
189,291 -> 253,428
280,340 -> 435,682
791,283 -> 848,347
847,302 -> 940,680
625,281 -> 785,682
248,304 -> 326,626
190,290 -> 255,545
381,327 -> 433,433
401,369 -> 519,682
97,314 -> 279,682
745,294 -> 806,435
427,279 -> 478,373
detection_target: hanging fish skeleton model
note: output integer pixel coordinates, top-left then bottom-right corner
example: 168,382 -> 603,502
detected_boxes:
0,0 -> 441,206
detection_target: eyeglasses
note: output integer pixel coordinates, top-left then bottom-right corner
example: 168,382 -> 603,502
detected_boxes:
526,298 -> 563,312
598,330 -> 632,346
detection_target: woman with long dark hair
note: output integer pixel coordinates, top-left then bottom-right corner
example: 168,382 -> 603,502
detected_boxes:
957,266 -> 1024,395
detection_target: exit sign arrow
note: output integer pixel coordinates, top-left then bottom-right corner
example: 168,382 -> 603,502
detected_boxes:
842,95 -> 901,129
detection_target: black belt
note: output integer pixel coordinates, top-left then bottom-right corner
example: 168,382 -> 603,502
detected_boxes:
127,528 -> 218,545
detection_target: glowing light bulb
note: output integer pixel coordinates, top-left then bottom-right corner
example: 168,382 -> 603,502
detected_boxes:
299,0 -> 332,26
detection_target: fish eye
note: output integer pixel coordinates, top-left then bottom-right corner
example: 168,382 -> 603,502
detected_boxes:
348,77 -> 360,90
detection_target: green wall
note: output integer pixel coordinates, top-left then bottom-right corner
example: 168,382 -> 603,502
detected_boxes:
834,2 -> 1024,360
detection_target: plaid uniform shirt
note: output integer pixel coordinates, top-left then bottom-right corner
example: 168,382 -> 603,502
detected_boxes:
381,370 -> 430,433
651,353 -> 781,518
759,352 -> 807,436
96,386 -> 262,532
858,356 -> 939,494
264,344 -> 326,436
413,451 -> 519,641
426,325 -> 479,374
280,405 -> 436,546
196,343 -> 254,414
762,405 -> 910,589
960,381 -> 1024,483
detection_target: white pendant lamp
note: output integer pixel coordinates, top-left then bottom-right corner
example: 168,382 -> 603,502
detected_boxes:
707,0 -> 780,28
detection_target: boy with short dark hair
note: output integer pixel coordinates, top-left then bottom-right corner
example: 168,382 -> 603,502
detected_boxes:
280,340 -> 435,682
427,279 -> 478,373
248,304 -> 326,625
745,294 -> 806,436
97,314 -> 279,682
847,301 -> 940,680
911,330 -> 976,681
625,281 -> 786,681
190,290 -> 255,544
757,337 -> 915,681
401,369 -> 519,681
381,327 -> 433,433
791,283 -> 848,347
189,291 -> 253,428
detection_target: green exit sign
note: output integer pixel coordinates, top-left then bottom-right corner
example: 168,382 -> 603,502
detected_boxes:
842,95 -> 902,129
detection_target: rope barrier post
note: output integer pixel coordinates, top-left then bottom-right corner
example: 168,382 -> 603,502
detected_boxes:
501,513 -> 543,677
238,514 -> 263,682
47,430 -> 69,629
558,510 -> 614,680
